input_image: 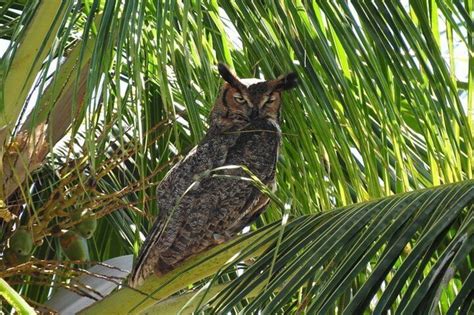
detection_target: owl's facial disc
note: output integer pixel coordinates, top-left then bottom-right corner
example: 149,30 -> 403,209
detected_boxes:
215,63 -> 298,125
232,93 -> 246,104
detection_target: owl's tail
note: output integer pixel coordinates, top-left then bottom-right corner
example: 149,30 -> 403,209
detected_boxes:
128,252 -> 153,288
127,217 -> 169,287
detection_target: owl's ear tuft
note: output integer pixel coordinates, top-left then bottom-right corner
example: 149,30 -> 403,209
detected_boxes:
218,63 -> 242,88
273,72 -> 298,91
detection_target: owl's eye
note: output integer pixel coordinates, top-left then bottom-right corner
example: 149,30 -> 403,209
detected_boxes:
264,95 -> 277,105
233,94 -> 246,104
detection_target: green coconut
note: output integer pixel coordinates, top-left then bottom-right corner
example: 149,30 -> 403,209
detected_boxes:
3,248 -> 31,267
75,218 -> 97,239
71,210 -> 98,239
9,228 -> 33,256
60,230 -> 89,261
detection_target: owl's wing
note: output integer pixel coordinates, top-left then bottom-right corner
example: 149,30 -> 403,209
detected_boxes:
127,155 -> 189,287
129,129 -> 241,287
150,176 -> 263,271
219,120 -> 279,231
158,123 -> 281,269
168,171 -> 272,266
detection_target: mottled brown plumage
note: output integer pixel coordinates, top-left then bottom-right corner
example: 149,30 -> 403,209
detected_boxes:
129,64 -> 297,287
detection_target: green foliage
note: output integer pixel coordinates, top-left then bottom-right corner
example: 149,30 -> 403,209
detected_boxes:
0,0 -> 472,313
0,278 -> 35,315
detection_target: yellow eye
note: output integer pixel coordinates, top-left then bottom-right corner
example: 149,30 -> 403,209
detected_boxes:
264,95 -> 276,105
233,94 -> 246,104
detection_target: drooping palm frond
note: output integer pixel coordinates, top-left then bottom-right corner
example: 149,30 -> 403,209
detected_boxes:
210,181 -> 473,314
81,180 -> 474,314
0,0 -> 472,313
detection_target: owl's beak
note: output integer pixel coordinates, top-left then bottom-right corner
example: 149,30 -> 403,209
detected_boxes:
250,108 -> 259,120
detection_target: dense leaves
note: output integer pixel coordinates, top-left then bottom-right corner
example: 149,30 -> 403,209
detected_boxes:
209,181 -> 473,314
0,0 -> 472,313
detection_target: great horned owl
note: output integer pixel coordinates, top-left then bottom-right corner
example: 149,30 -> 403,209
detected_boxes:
129,64 -> 297,287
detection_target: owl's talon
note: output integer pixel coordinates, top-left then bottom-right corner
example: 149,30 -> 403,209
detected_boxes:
213,233 -> 229,244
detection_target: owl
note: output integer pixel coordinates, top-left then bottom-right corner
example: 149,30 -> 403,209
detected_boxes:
129,63 -> 297,287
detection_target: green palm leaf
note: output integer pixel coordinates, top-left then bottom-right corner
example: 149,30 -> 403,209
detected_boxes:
0,0 -> 472,313
82,180 -> 473,314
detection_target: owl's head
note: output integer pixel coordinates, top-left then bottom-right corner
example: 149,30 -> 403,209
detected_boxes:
210,63 -> 298,131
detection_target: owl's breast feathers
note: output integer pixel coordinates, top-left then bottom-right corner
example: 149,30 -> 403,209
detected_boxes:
129,119 -> 281,287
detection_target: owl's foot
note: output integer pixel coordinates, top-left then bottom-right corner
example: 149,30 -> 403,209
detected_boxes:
212,232 -> 232,244
154,257 -> 174,276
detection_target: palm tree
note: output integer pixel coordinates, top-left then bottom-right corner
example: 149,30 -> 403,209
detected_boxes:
0,0 -> 472,314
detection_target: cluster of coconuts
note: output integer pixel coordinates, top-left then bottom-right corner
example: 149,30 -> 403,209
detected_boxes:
4,210 -> 97,266
60,210 -> 97,261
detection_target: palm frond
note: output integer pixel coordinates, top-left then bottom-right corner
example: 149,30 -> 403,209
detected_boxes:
0,0 -> 471,313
